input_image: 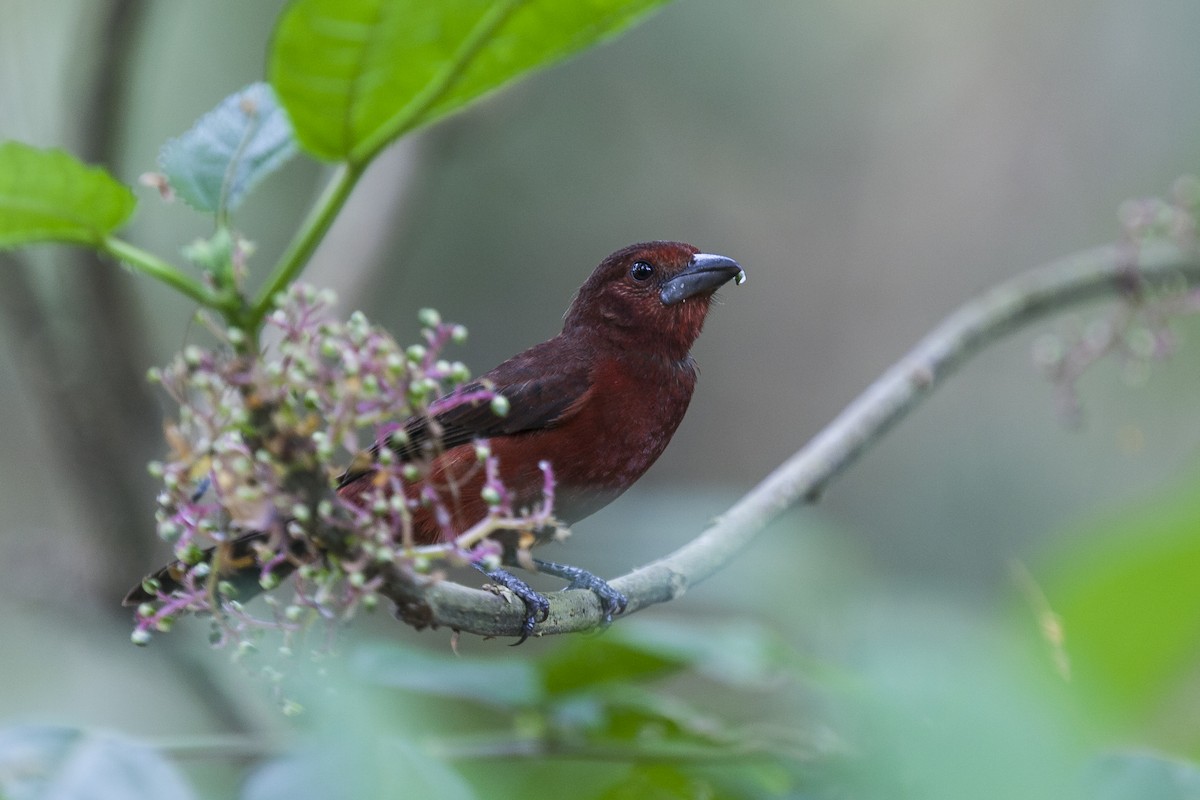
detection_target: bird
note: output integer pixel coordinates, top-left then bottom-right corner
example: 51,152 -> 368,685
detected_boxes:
126,241 -> 745,643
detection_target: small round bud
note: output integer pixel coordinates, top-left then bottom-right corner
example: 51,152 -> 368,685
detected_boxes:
408,377 -> 438,401
490,395 -> 510,417
131,629 -> 152,646
217,581 -> 238,598
349,572 -> 366,588
155,616 -> 175,633
418,308 -> 441,328
226,327 -> 245,346
178,543 -> 204,565
402,464 -> 420,481
475,443 -> 491,462
140,577 -> 162,597
137,603 -> 157,618
451,324 -> 468,344
481,486 -> 502,506
285,604 -> 304,621
157,521 -> 182,543
406,344 -> 427,363
147,461 -> 165,479
259,572 -> 281,591
281,700 -> 304,717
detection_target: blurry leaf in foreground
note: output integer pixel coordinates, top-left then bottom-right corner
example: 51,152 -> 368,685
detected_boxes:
612,616 -> 803,688
1038,474 -> 1200,722
244,738 -> 475,800
350,642 -> 541,707
0,141 -> 136,248
536,633 -> 690,697
1085,752 -> 1200,800
158,82 -> 297,215
0,725 -> 193,800
837,613 -> 1084,800
593,764 -> 711,800
244,666 -> 477,800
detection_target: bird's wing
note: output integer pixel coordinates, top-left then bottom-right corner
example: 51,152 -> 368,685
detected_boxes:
338,338 -> 592,486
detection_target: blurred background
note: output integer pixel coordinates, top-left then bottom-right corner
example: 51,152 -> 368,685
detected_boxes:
2,0 -> 1200,795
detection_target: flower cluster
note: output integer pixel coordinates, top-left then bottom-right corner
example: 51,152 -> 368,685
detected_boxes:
1034,175 -> 1200,421
131,285 -> 556,658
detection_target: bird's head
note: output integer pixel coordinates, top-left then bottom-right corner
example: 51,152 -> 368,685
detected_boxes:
563,241 -> 745,359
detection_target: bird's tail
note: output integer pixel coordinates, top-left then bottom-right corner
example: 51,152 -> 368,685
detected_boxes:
123,531 -> 305,607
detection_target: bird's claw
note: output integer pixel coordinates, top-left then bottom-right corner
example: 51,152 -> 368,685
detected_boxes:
533,558 -> 627,625
475,564 -> 550,645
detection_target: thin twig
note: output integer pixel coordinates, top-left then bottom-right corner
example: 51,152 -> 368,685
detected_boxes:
376,239 -> 1200,638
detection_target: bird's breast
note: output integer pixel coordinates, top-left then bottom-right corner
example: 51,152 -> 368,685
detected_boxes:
539,355 -> 697,520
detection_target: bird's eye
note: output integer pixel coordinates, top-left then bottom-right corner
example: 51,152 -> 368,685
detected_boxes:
630,261 -> 654,281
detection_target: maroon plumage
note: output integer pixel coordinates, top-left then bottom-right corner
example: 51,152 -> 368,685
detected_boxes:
127,241 -> 744,640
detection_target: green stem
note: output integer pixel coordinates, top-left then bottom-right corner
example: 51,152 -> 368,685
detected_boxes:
350,0 -> 525,165
247,2 -> 524,330
102,236 -> 215,308
248,161 -> 364,328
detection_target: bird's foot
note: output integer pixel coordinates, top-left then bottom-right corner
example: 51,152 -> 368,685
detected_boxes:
533,559 -> 628,624
474,564 -> 550,645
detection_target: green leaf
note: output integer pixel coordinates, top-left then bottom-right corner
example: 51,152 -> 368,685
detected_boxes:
0,725 -> 194,800
0,142 -> 135,248
594,765 -> 710,800
1038,476 -> 1200,722
613,617 -> 799,688
537,636 -> 689,697
269,0 -> 672,164
552,686 -> 733,745
159,83 -> 298,216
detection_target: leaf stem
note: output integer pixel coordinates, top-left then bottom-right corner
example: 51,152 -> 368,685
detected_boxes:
249,160 -> 364,328
247,1 -> 524,331
102,236 -> 214,307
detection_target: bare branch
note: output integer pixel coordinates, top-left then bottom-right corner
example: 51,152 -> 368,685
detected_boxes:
377,239 -> 1200,639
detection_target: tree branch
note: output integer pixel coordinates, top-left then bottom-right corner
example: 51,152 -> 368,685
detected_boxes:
376,239 -> 1200,639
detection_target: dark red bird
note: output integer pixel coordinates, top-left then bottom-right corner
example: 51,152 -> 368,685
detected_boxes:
127,241 -> 744,641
